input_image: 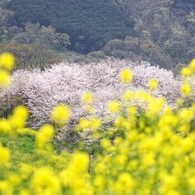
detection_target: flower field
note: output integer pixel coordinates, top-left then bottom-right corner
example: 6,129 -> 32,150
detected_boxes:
1,52 -> 195,194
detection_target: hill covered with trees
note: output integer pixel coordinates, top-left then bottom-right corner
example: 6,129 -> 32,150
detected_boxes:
9,0 -> 135,53
1,2 -> 195,194
110,0 -> 195,70
0,0 -> 194,71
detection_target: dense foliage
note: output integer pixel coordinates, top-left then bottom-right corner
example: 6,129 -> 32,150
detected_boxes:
9,0 -> 134,53
11,23 -> 70,51
103,37 -> 173,69
0,0 -> 194,70
113,0 -> 195,69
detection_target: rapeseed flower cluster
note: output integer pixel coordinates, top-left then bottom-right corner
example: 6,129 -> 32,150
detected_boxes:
51,104 -> 70,126
0,52 -> 15,71
1,55 -> 195,194
107,100 -> 120,113
0,52 -> 14,87
181,81 -> 191,97
119,68 -> 133,83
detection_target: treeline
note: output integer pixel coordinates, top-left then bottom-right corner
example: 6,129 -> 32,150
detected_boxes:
9,0 -> 135,53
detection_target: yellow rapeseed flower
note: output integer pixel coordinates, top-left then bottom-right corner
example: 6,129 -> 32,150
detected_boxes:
141,152 -> 155,168
0,69 -> 10,87
19,189 -> 31,195
89,117 -> 101,130
7,173 -> 21,186
9,106 -> 29,129
20,164 -> 34,179
100,138 -> 111,149
127,106 -> 137,116
135,90 -> 152,102
179,108 -> 193,122
148,79 -> 158,91
189,58 -> 195,73
13,105 -> 29,120
114,116 -> 125,128
36,133 -> 48,149
30,167 -> 61,194
75,118 -> 90,131
122,90 -> 134,102
115,173 -> 135,193
0,119 -> 12,134
119,68 -> 133,83
0,145 -> 10,165
39,124 -> 55,140
51,104 -> 70,126
16,128 -> 37,136
0,52 -> 15,71
36,124 -> 54,149
178,124 -> 190,135
70,152 -> 89,172
159,174 -> 178,194
180,82 -> 191,96
93,175 -> 104,189
107,101 -> 120,113
84,105 -> 94,114
9,116 -> 26,129
147,98 -> 165,116
181,67 -> 192,77
81,92 -> 93,104
0,181 -> 13,195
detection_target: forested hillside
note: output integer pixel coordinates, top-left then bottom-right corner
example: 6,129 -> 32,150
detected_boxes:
9,0 -> 134,53
0,0 -> 194,71
107,0 -> 195,70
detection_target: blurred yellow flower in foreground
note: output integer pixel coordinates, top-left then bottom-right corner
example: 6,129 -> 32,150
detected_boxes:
107,101 -> 120,113
148,79 -> 158,91
30,167 -> 60,194
119,68 -> 133,83
0,52 -> 15,71
36,124 -> 54,149
189,58 -> 195,73
181,67 -> 192,77
0,145 -> 10,165
180,81 -> 191,97
81,92 -> 93,104
51,104 -> 70,126
0,69 -> 10,87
